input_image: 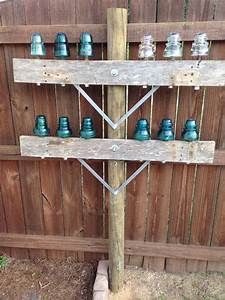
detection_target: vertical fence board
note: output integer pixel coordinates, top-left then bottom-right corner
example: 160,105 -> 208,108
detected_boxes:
0,187 -> 7,254
0,46 -> 14,144
186,0 -> 221,272
207,0 -> 225,272
49,0 -> 83,261
156,0 -> 184,22
186,0 -> 215,20
0,161 -> 28,258
207,167 -> 225,271
187,55 -> 217,268
23,0 -> 65,260
143,0 -> 185,272
0,12 -> 22,257
166,0 -> 215,273
0,0 -> 46,258
126,0 -> 157,267
76,0 -> 104,262
128,0 -> 157,23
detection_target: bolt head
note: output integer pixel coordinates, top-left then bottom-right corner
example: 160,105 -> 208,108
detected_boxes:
111,69 -> 119,77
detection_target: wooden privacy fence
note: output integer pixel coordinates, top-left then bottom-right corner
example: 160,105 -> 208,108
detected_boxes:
1,0 -> 225,274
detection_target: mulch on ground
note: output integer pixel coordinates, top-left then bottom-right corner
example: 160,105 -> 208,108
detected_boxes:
0,256 -> 96,300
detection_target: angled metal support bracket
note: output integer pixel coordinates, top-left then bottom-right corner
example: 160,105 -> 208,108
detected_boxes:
74,84 -> 159,129
78,158 -> 150,195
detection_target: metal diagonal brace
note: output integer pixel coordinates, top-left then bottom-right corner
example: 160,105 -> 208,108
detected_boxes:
114,160 -> 149,195
78,158 -> 150,195
74,84 -> 159,129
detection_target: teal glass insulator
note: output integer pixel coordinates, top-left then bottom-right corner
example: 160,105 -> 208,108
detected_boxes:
56,116 -> 72,138
80,117 -> 96,139
79,32 -> 93,58
31,33 -> 46,56
33,115 -> 50,137
54,32 -> 70,58
158,118 -> 174,141
133,119 -> 150,141
182,119 -> 199,142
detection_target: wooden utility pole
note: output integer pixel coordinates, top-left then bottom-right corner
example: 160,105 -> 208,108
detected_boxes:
107,8 -> 127,293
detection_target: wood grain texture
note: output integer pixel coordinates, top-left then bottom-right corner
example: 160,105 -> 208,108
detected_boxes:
165,0 -> 214,272
186,0 -> 222,272
186,0 -> 215,21
0,161 -> 28,258
157,0 -> 184,22
0,0 -> 44,258
1,233 -> 225,261
207,167 -> 225,271
129,0 -> 157,23
13,58 -> 225,86
49,0 -> 83,260
107,8 -> 127,292
3,20 -> 225,43
0,3 -> 23,257
207,0 -> 225,272
0,189 -> 9,255
165,0 -> 216,273
20,136 -> 215,164
125,0 -> 156,267
26,0 -> 65,260
2,145 -> 225,165
143,0 -> 185,272
76,0 -> 105,263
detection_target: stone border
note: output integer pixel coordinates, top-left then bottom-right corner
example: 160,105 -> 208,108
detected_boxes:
93,260 -> 109,300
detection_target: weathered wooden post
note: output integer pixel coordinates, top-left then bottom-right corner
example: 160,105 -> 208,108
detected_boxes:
107,8 -> 127,292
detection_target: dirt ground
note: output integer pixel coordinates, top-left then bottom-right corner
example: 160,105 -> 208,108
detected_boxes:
2,258 -> 225,300
0,256 -> 96,300
110,265 -> 225,300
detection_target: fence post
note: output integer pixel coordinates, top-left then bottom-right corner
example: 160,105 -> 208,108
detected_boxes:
107,7 -> 127,293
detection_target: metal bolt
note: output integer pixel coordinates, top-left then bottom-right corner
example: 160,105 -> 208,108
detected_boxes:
111,69 -> 119,77
111,144 -> 119,152
113,189 -> 119,196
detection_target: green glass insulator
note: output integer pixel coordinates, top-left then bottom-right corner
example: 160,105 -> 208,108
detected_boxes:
31,33 -> 46,56
182,119 -> 199,142
79,32 -> 93,58
56,116 -> 72,138
54,32 -> 70,58
33,115 -> 50,137
158,118 -> 174,141
133,119 -> 150,141
80,117 -> 96,139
